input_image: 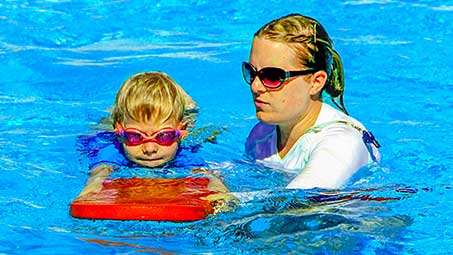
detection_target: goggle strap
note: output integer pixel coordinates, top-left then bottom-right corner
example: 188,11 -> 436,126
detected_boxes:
178,130 -> 188,137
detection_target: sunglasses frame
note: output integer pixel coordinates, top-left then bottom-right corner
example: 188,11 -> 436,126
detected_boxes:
115,124 -> 188,147
242,62 -> 317,89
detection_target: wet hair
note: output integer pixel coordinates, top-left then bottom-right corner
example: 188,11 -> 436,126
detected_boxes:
255,13 -> 348,114
111,71 -> 186,127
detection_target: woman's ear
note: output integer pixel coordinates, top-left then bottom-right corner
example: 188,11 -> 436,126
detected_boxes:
309,70 -> 328,96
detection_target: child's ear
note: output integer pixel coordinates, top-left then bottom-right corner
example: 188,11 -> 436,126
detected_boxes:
179,120 -> 188,130
180,112 -> 197,130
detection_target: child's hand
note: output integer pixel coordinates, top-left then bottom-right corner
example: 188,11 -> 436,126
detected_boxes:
204,192 -> 239,214
191,168 -> 229,192
191,167 -> 239,214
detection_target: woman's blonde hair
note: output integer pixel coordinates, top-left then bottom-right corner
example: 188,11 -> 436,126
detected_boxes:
255,13 -> 348,114
111,71 -> 186,127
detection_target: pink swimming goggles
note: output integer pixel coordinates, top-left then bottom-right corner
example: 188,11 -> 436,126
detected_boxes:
115,124 -> 188,146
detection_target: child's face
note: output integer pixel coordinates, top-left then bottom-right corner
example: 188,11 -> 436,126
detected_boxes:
120,118 -> 181,168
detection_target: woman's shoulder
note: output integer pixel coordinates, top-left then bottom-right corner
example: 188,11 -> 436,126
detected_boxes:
311,103 -> 381,162
306,103 -> 370,150
317,103 -> 367,130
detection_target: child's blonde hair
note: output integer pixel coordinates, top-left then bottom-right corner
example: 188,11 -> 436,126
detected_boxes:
112,71 -> 186,127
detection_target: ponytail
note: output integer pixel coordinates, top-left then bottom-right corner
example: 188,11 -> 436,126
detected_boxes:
325,50 -> 348,115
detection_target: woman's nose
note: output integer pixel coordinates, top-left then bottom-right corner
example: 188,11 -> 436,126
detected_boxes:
250,77 -> 266,93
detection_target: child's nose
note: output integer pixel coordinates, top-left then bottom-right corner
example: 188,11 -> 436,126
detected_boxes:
142,141 -> 158,155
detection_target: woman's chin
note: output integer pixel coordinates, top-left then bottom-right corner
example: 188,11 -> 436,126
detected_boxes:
256,111 -> 280,124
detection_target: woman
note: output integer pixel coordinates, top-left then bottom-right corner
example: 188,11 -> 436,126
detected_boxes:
243,14 -> 381,190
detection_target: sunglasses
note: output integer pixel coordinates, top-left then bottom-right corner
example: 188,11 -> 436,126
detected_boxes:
115,125 -> 188,146
242,62 -> 317,89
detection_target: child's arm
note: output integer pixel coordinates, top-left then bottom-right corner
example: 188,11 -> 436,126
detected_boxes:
76,165 -> 114,197
206,180 -> 239,214
192,168 -> 239,214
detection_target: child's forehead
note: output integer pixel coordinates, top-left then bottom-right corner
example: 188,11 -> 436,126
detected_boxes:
123,117 -> 179,132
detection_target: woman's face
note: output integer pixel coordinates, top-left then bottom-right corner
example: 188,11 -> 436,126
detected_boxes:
248,37 -> 319,126
120,118 -> 180,168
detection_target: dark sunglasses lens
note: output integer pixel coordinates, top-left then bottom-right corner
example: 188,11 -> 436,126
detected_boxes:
123,131 -> 144,146
259,68 -> 284,88
155,130 -> 177,146
242,62 -> 255,84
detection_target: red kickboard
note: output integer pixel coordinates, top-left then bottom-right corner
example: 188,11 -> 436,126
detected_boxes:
70,177 -> 218,221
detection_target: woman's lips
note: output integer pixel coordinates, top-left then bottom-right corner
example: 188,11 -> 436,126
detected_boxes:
254,98 -> 268,108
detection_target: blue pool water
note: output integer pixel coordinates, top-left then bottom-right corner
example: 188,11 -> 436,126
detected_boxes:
1,1 -> 452,254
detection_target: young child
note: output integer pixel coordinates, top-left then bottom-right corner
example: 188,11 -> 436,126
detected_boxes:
77,71 -> 235,213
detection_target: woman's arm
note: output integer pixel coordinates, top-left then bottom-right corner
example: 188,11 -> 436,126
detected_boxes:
287,129 -> 371,190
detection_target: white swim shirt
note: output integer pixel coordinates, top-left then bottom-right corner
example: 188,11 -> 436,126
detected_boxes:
245,103 -> 381,190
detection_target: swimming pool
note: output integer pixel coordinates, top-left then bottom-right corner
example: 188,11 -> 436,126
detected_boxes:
1,0 -> 452,254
